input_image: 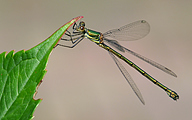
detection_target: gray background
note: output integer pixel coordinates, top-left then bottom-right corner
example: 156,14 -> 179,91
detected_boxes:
0,0 -> 191,120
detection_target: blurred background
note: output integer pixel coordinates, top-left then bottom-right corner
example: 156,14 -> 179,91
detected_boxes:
0,0 -> 192,120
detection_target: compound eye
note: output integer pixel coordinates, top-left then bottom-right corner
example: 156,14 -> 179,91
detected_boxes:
80,21 -> 85,26
80,26 -> 84,30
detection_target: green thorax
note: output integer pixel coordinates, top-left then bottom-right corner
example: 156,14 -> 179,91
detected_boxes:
84,28 -> 102,44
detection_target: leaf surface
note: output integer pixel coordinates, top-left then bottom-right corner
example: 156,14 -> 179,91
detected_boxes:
0,16 -> 83,120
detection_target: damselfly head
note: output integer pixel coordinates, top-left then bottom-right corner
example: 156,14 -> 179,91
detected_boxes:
76,21 -> 85,32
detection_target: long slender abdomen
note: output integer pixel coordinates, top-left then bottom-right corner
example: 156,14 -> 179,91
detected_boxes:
98,43 -> 179,101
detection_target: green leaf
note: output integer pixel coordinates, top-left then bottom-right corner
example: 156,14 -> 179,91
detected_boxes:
0,16 -> 83,120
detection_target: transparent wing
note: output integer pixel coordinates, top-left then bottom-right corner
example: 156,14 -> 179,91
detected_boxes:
105,40 -> 177,77
108,51 -> 145,105
122,46 -> 177,77
103,20 -> 150,41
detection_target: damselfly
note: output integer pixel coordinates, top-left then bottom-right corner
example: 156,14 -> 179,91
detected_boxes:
55,20 -> 179,104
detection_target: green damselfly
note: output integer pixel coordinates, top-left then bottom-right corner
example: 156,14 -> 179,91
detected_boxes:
55,20 -> 179,104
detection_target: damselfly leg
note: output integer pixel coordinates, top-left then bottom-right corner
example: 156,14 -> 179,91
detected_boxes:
55,22 -> 85,48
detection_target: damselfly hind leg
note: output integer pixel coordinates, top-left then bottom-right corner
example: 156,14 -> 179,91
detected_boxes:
56,36 -> 84,48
